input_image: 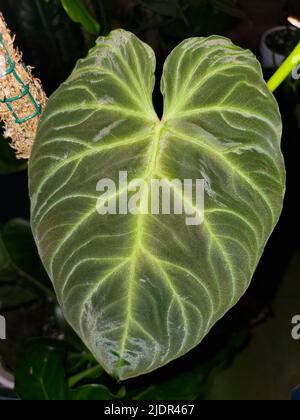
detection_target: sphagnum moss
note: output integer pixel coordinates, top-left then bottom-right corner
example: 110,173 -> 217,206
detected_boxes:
0,13 -> 47,159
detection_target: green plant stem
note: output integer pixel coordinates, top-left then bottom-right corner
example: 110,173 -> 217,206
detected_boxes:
68,365 -> 103,388
267,42 -> 300,92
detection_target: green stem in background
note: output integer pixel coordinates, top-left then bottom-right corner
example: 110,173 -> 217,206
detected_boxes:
267,42 -> 300,92
68,365 -> 103,388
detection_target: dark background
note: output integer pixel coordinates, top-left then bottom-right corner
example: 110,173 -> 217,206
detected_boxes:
1,0 -> 300,400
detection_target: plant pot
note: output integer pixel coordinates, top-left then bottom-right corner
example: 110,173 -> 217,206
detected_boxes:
260,25 -> 299,69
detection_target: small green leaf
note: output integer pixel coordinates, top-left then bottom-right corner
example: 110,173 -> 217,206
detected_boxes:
2,219 -> 51,287
0,219 -> 53,307
0,236 -> 37,311
0,219 -> 54,311
15,339 -> 68,400
71,384 -> 116,400
60,0 -> 100,35
68,364 -> 103,388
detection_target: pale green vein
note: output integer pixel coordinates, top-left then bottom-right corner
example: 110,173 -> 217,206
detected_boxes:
165,63 -> 263,117
182,43 -> 253,95
131,320 -> 161,370
82,258 -> 130,308
58,231 -> 135,282
171,42 -> 232,101
142,247 -> 189,354
78,259 -> 130,334
39,103 -> 153,129
143,248 -> 214,342
173,105 -> 279,138
35,194 -> 97,231
129,41 -> 155,114
37,223 -> 74,246
166,127 -> 276,224
97,40 -> 156,118
31,132 -> 151,210
33,138 -> 94,157
171,38 -> 210,97
70,65 -> 154,118
61,257 -> 127,299
218,111 -> 280,156
159,174 -> 235,307
48,184 -> 130,278
151,215 -> 189,253
63,83 -> 98,101
205,208 -> 261,249
117,122 -> 164,367
218,234 -> 254,270
146,252 -> 215,326
33,159 -> 83,221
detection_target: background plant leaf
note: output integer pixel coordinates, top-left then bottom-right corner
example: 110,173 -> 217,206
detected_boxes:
60,0 -> 100,35
6,0 -> 87,94
14,339 -> 68,400
71,384 -> 116,400
0,131 -> 27,175
131,329 -> 249,400
140,0 -> 181,18
0,219 -> 53,311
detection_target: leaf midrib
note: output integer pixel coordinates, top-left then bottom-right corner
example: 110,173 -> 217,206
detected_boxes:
117,121 -> 164,371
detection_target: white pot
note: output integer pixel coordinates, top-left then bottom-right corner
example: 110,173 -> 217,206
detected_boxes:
260,26 -> 296,69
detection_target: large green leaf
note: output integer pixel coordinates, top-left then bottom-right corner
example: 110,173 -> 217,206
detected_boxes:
29,30 -> 285,380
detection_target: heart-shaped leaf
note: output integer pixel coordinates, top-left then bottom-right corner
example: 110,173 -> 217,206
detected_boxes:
29,30 -> 285,380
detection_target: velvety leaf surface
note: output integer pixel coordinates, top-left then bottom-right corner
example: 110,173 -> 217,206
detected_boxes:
29,30 -> 285,379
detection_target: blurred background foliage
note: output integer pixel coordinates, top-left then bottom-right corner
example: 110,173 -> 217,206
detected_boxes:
0,0 -> 300,400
